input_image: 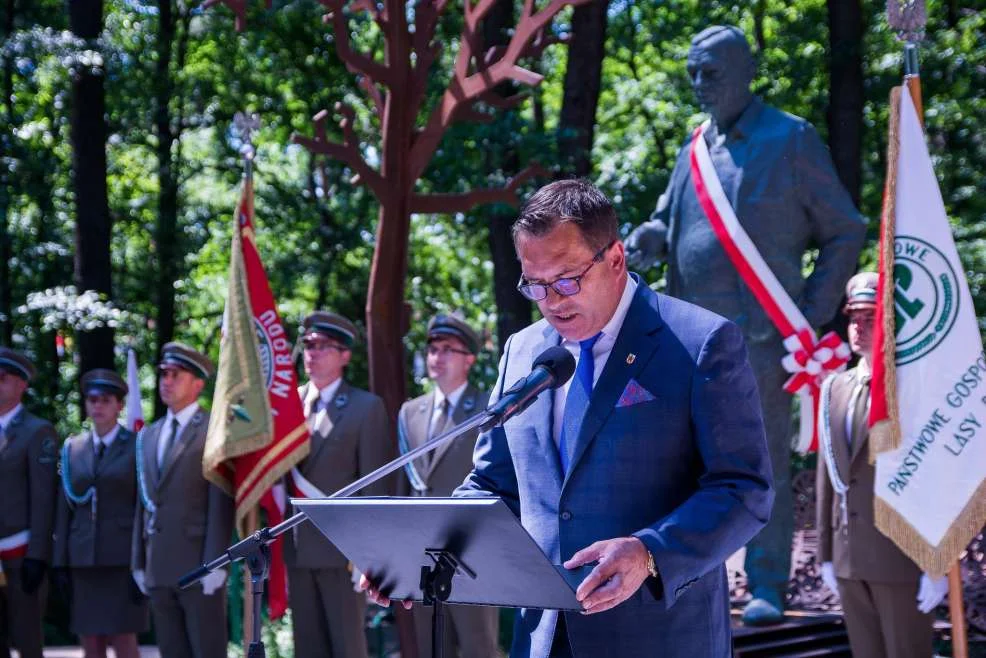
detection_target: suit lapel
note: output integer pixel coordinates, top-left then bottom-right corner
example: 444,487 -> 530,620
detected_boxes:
306,381 -> 349,465
159,409 -> 204,489
144,421 -> 163,491
408,392 -> 434,476
101,427 -> 132,474
565,283 -> 664,486
531,324 -> 564,489
78,431 -> 97,483
849,372 -> 872,464
828,375 -> 853,479
426,385 -> 478,477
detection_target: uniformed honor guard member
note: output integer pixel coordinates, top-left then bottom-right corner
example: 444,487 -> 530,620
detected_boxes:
816,273 -> 949,658
53,369 -> 148,658
0,347 -> 58,658
131,342 -> 233,658
397,314 -> 500,658
285,311 -> 392,658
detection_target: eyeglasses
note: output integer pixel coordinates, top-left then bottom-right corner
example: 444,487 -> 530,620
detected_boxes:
302,340 -> 348,353
426,345 -> 471,357
516,240 -> 615,302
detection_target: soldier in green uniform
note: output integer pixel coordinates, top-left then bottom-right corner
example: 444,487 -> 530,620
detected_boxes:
53,369 -> 149,658
285,311 -> 393,658
131,342 -> 234,658
0,347 -> 58,658
397,314 -> 500,658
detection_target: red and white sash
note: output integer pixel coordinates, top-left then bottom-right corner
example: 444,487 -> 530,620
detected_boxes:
688,122 -> 850,453
0,530 -> 30,587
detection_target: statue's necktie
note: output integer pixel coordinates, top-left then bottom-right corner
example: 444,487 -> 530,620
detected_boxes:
559,333 -> 602,474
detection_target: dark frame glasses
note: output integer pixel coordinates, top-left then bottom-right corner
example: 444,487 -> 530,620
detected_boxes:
516,240 -> 616,301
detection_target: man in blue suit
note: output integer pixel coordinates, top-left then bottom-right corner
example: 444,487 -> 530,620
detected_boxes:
365,179 -> 773,657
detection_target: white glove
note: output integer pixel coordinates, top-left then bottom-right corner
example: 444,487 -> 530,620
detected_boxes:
350,564 -> 363,593
820,562 -> 839,597
201,569 -> 228,596
916,572 -> 948,613
132,569 -> 148,595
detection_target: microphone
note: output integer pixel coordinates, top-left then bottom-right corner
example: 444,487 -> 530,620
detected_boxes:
481,346 -> 576,431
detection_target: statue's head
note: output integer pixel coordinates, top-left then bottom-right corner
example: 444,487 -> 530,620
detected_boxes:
687,26 -> 756,129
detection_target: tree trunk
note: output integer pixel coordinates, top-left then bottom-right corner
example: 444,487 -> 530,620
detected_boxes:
557,0 -> 609,177
826,0 -> 864,207
0,0 -> 14,344
154,0 -> 178,417
483,0 -> 531,351
363,2 -> 416,655
70,0 -> 115,394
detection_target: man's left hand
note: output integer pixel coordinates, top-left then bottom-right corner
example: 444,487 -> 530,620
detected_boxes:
564,537 -> 650,614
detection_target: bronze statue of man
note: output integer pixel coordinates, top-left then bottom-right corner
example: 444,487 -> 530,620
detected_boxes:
626,25 -> 866,625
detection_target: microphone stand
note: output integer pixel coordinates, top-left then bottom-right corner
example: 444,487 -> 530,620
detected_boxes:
179,407 -> 499,658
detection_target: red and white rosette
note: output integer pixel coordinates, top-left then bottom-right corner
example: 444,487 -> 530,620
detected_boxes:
0,529 -> 30,587
689,123 -> 850,453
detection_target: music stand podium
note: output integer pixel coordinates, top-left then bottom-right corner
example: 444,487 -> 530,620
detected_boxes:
292,496 -> 586,658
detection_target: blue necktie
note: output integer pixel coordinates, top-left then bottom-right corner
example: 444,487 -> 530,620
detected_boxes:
559,333 -> 602,474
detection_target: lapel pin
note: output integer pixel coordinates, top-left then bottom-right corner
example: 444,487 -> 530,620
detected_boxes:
462,396 -> 476,412
335,393 -> 348,409
626,353 -> 636,365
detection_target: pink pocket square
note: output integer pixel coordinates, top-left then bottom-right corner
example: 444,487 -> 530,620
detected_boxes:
617,379 -> 657,408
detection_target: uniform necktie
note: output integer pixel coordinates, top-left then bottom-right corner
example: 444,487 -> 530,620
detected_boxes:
95,438 -> 106,462
159,417 -> 181,468
559,333 -> 602,474
0,422 -> 7,452
310,398 -> 333,437
430,398 -> 451,440
847,375 -> 871,451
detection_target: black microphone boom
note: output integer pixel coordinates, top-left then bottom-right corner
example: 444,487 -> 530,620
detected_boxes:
480,346 -> 575,431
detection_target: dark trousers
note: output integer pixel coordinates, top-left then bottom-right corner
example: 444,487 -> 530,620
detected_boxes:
149,585 -> 227,658
550,614 -> 572,658
0,564 -> 46,658
287,567 -> 368,658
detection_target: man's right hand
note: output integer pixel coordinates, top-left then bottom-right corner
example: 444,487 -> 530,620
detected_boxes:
358,573 -> 412,610
624,220 -> 669,271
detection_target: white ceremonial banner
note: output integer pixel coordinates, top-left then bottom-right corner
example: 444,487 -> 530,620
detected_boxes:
873,86 -> 986,576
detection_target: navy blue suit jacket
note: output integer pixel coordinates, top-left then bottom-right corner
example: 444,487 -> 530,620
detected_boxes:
456,276 -> 773,657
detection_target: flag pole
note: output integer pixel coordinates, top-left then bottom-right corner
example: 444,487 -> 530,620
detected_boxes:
232,111 -> 262,650
886,2 -> 967,655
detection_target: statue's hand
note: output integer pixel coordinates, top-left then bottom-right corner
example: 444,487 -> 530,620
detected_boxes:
625,220 -> 668,271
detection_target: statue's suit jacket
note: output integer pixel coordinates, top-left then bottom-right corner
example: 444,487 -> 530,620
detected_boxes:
396,385 -> 489,497
54,426 -> 139,568
456,277 -> 774,658
0,407 -> 58,565
816,367 -> 920,583
653,97 -> 866,344
131,408 -> 234,588
284,381 -> 392,569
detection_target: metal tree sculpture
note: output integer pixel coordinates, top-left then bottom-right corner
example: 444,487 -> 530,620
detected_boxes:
210,0 -> 586,420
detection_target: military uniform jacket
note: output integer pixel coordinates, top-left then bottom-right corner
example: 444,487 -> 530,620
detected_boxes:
0,407 -> 58,564
396,385 -> 488,497
54,426 -> 139,568
285,381 -> 392,569
816,366 -> 921,583
131,408 -> 234,588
